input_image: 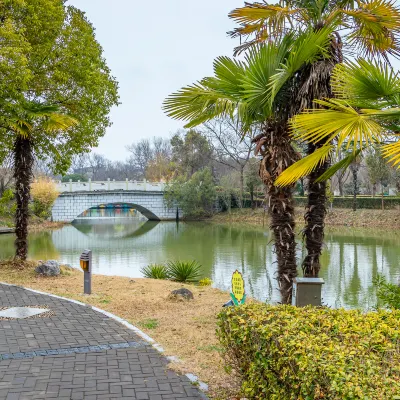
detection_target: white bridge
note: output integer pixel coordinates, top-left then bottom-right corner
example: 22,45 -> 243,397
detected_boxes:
52,180 -> 179,222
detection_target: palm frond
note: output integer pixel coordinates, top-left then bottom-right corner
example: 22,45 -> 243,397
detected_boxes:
163,55 -> 250,127
345,0 -> 400,58
315,149 -> 362,182
212,56 -> 246,96
275,144 -> 333,187
163,82 -> 239,127
268,26 -> 334,104
228,3 -> 299,38
382,140 -> 400,166
241,36 -> 293,113
8,120 -> 32,138
291,99 -> 384,150
331,59 -> 400,101
42,114 -> 79,132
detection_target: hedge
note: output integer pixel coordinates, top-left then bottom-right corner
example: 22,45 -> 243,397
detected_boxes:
217,195 -> 400,210
217,304 -> 400,400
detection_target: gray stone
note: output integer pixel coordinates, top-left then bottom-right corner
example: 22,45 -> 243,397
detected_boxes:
0,307 -> 49,319
168,288 -> 194,301
36,260 -> 61,276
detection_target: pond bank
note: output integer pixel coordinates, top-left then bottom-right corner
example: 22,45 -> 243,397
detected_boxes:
211,207 -> 400,229
0,261 -> 244,399
0,217 -> 65,233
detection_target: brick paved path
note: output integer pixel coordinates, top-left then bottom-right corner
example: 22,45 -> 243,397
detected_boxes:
0,284 -> 206,400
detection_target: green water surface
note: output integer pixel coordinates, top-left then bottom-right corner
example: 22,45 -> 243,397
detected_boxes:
0,217 -> 398,309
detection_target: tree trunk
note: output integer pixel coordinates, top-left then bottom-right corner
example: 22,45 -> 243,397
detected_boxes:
381,188 -> 384,211
302,142 -> 328,277
256,122 -> 299,304
352,165 -> 358,212
295,34 -> 342,278
240,165 -> 244,207
338,173 -> 344,196
372,183 -> 376,197
14,136 -> 34,260
250,186 -> 254,209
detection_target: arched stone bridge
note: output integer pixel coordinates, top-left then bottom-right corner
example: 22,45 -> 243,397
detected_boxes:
52,181 -> 178,222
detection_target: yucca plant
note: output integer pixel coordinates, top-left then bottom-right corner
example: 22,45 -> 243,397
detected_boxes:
166,260 -> 202,283
140,264 -> 169,280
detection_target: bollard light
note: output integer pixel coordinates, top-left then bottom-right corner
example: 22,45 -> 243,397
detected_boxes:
80,249 -> 92,295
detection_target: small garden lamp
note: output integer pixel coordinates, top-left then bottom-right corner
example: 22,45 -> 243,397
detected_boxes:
80,249 -> 92,294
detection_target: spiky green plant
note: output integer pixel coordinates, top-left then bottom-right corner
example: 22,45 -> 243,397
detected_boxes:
167,260 -> 202,283
140,264 -> 169,280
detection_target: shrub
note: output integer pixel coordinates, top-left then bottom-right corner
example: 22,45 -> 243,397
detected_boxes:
31,178 -> 59,219
374,274 -> 400,309
0,189 -> 15,218
167,260 -> 202,282
295,195 -> 400,209
217,304 -> 400,400
165,168 -> 216,218
199,277 -> 213,286
140,264 -> 169,280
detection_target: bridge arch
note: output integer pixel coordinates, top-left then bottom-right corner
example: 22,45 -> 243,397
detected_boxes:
52,191 -> 179,222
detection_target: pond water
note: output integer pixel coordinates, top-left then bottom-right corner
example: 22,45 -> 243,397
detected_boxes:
1,214 -> 399,309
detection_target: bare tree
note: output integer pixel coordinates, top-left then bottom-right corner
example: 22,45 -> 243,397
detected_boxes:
126,139 -> 153,178
0,155 -> 13,196
202,118 -> 256,199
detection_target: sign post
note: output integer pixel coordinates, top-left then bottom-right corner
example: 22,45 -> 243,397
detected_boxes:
230,270 -> 246,306
80,249 -> 92,295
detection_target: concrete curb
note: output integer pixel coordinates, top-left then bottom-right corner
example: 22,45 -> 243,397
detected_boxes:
0,281 -> 209,395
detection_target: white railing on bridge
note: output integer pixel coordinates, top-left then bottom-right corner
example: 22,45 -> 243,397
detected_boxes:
56,179 -> 166,193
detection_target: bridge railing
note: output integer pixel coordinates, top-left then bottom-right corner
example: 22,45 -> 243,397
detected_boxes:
56,179 -> 166,193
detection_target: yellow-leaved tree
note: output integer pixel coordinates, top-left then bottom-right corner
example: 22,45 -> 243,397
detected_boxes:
31,178 -> 59,220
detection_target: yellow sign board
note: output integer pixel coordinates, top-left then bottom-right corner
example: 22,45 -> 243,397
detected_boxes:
231,270 -> 246,305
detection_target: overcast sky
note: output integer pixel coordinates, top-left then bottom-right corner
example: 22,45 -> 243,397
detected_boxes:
68,0 -> 244,161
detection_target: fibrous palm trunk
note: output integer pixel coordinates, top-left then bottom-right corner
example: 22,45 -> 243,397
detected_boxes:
295,35 -> 342,277
302,142 -> 328,277
14,136 -> 34,260
255,122 -> 299,303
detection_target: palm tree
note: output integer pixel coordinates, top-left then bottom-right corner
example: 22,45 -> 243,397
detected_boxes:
276,59 -> 400,208
229,0 -> 400,277
3,102 -> 78,260
164,30 -> 333,302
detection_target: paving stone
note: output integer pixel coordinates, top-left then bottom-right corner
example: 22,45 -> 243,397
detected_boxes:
0,284 -> 206,399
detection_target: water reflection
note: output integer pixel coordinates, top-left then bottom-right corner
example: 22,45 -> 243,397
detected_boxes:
0,220 -> 399,309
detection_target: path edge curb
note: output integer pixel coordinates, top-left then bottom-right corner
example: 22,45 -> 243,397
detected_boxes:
0,281 -> 209,395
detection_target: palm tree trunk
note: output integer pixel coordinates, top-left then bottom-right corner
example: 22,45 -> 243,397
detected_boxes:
255,122 -> 299,303
14,136 -> 34,260
302,142 -> 327,277
295,36 -> 342,277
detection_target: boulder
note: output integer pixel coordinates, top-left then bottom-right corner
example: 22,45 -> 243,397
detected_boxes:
35,260 -> 61,276
168,288 -> 194,301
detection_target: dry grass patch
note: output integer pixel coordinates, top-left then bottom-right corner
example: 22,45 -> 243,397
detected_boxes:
0,261 -> 242,398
